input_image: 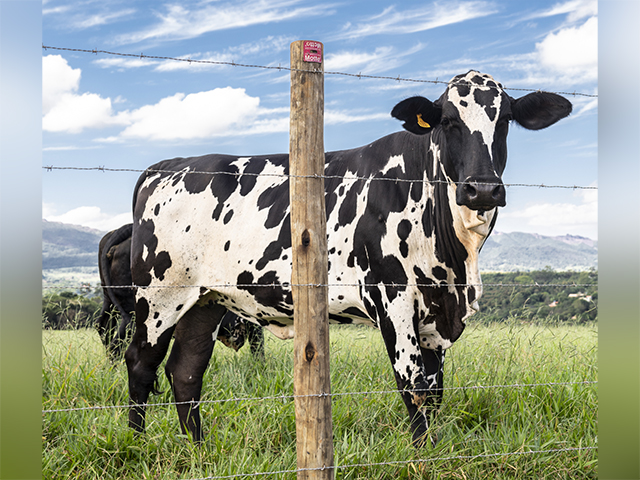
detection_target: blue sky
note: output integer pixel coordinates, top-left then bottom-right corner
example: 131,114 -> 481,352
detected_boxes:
41,0 -> 598,239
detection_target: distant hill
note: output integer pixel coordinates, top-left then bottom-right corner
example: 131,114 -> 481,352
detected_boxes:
42,220 -> 106,269
42,221 -> 598,286
479,231 -> 597,272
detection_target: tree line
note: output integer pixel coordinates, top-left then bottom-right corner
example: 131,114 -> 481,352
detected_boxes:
42,269 -> 598,329
473,268 -> 597,324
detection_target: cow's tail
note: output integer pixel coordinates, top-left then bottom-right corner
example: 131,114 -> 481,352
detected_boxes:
99,223 -> 133,311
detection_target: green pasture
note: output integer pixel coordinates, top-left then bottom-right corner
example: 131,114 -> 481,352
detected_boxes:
42,321 -> 597,479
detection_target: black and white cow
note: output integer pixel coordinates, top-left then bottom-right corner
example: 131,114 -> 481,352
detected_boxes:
125,71 -> 571,444
97,223 -> 136,359
98,224 -> 265,361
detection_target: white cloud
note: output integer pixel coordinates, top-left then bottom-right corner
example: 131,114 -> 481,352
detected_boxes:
535,16 -> 597,82
73,9 -> 137,29
115,87 -> 261,141
154,53 -> 236,72
524,0 -> 596,23
325,44 -> 424,75
42,55 -> 81,115
43,92 -> 123,133
44,55 -> 393,141
334,1 -> 497,40
43,4 -> 137,30
498,186 -> 597,239
93,57 -> 157,70
43,55 -> 125,133
94,36 -> 293,72
44,205 -> 132,232
427,10 -> 598,90
568,96 -> 598,119
113,1 -> 335,45
325,110 -> 389,125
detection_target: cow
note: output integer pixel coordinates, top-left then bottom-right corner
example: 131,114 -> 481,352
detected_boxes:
124,71 -> 572,445
97,224 -> 264,361
97,223 -> 136,359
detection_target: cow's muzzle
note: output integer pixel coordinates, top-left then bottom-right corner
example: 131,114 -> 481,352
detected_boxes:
456,178 -> 506,211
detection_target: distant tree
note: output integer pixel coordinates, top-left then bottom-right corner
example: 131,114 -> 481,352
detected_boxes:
42,291 -> 102,330
515,274 -> 533,284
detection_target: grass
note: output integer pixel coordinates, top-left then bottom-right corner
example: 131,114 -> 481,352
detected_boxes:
42,320 -> 597,479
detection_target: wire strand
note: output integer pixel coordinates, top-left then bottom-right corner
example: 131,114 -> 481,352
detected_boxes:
41,45 -> 598,98
42,165 -> 598,190
42,282 -> 598,291
42,380 -> 596,414
175,446 -> 596,480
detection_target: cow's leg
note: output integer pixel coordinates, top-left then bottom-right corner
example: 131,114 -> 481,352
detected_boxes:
96,298 -> 117,352
164,303 -> 226,442
247,323 -> 265,359
125,321 -> 175,433
378,315 -> 435,447
419,346 -> 446,443
110,311 -> 133,360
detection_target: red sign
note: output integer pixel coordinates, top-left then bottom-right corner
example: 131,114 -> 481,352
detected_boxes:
303,41 -> 323,63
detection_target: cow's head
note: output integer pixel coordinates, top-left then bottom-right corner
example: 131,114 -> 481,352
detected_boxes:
391,71 -> 572,211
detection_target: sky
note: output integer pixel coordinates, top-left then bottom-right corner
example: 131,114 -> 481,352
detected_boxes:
41,0 -> 598,239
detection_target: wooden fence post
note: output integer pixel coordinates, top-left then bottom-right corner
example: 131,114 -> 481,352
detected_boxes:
289,40 -> 334,480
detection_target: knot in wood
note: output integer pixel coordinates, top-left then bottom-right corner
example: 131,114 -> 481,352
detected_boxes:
301,229 -> 311,247
305,342 -> 316,362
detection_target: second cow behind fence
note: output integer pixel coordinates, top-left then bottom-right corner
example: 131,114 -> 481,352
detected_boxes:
124,71 -> 572,446
97,224 -> 264,361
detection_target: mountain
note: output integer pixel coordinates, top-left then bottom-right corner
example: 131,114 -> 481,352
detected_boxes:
42,220 -> 106,269
41,221 -> 598,283
479,231 -> 597,272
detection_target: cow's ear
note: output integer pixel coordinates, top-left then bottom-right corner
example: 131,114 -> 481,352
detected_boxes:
511,92 -> 572,130
391,96 -> 441,135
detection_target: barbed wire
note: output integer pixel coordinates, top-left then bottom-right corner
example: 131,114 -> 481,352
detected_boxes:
42,380 -> 596,414
176,446 -> 596,480
42,282 -> 598,291
41,45 -> 598,98
42,165 -> 598,191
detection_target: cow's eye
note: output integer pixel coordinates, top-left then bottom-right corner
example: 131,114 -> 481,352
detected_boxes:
440,117 -> 452,127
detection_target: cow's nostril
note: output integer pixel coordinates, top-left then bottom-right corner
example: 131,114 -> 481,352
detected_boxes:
491,185 -> 502,199
465,184 -> 477,198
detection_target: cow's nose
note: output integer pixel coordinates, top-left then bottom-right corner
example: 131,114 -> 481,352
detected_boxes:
457,179 -> 506,210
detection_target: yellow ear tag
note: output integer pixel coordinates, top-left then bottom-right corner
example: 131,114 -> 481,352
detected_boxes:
416,114 -> 431,129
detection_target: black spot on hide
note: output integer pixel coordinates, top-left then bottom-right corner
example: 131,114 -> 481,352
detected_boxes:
413,266 -> 466,344
432,266 -> 447,281
239,157 -> 267,196
153,251 -> 172,281
257,179 -> 290,229
256,214 -> 291,271
473,88 -> 499,121
237,270 -> 293,316
136,297 -> 150,325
